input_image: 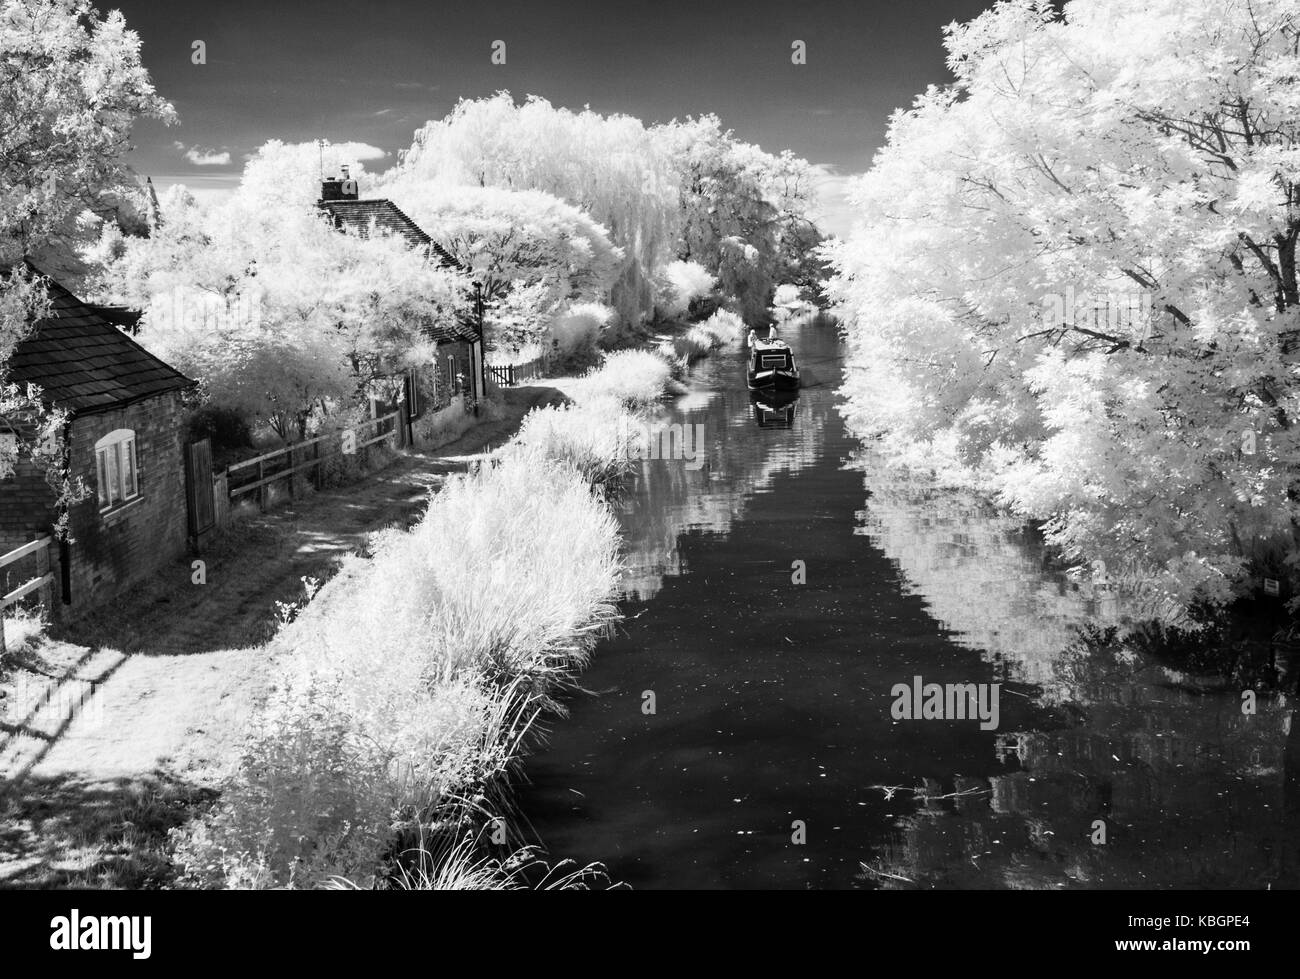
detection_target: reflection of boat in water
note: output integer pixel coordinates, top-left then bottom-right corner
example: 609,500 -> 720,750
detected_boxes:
746,338 -> 800,392
750,389 -> 799,429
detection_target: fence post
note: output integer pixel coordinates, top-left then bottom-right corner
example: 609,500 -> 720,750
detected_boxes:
257,458 -> 265,510
287,444 -> 296,501
35,540 -> 51,611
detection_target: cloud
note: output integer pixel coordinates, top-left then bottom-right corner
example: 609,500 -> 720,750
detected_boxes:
150,173 -> 240,207
374,108 -> 393,116
178,143 -> 232,166
810,164 -> 865,241
348,142 -> 389,161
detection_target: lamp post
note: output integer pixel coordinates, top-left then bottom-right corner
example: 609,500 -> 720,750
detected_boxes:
472,280 -> 485,417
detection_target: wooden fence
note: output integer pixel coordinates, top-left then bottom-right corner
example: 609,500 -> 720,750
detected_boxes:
225,410 -> 403,509
486,358 -> 544,388
0,536 -> 53,652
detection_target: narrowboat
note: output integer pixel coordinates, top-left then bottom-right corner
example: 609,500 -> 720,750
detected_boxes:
746,338 -> 800,392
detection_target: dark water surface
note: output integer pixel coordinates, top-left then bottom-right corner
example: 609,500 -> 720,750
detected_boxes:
516,317 -> 1300,889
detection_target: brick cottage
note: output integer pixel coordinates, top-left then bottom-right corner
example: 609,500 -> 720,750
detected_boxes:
1,266 -> 196,615
316,170 -> 487,433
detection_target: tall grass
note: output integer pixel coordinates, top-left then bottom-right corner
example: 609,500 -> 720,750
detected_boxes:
505,396 -> 647,489
326,831 -> 614,890
696,308 -> 745,346
581,349 -> 675,408
657,309 -> 746,369
172,452 -> 622,888
0,605 -> 45,661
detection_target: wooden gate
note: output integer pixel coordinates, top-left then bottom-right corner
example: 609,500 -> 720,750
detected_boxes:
185,438 -> 216,549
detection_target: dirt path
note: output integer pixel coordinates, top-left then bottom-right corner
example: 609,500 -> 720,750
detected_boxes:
0,386 -> 569,788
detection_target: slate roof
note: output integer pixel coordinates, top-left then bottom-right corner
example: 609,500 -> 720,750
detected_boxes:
317,198 -> 480,345
6,266 -> 195,416
318,198 -> 465,271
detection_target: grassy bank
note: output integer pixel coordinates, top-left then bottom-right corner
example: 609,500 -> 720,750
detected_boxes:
171,451 -> 622,888
167,313 -> 740,889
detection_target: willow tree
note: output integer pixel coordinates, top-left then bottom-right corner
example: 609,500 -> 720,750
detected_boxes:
826,0 -> 1300,622
390,93 -> 680,329
389,182 -> 623,354
655,116 -> 828,322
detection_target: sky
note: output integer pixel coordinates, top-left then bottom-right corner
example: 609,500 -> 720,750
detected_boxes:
111,0 -> 995,237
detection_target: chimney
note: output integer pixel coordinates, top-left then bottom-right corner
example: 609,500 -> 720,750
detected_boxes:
320,175 -> 345,202
319,167 -> 359,204
339,165 -> 359,200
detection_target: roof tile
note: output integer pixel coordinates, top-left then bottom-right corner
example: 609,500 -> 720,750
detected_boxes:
7,268 -> 196,415
317,198 -> 479,344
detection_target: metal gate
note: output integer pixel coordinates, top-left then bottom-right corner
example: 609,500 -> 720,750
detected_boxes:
185,438 -> 216,548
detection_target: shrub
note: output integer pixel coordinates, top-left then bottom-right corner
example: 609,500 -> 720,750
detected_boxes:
772,283 -> 816,322
695,308 -> 745,346
658,260 -> 717,319
671,328 -> 713,364
547,302 -> 612,373
581,349 -> 674,408
773,284 -> 802,308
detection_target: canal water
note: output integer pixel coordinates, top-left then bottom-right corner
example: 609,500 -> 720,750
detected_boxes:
515,316 -> 1300,889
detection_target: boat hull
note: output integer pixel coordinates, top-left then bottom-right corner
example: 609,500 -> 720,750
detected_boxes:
746,370 -> 800,392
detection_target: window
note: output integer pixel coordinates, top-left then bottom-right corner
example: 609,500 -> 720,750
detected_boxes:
405,368 -> 421,419
446,355 -> 458,395
95,429 -> 139,510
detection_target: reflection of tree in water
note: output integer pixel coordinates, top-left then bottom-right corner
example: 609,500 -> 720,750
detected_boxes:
852,454 -> 1300,888
616,388 -> 830,602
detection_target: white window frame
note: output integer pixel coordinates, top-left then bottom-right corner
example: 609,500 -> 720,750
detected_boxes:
406,367 -> 421,419
94,429 -> 140,512
446,354 -> 457,396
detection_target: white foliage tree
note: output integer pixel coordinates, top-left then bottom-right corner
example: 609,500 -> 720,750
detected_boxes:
389,93 -> 679,328
825,0 -> 1300,623
389,182 -> 623,354
1,0 -> 172,488
98,188 -> 467,441
236,139 -> 388,212
659,116 -> 827,323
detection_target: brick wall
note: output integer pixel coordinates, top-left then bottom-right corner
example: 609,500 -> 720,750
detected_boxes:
0,418 -> 53,560
0,392 -> 191,615
61,391 -> 191,611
